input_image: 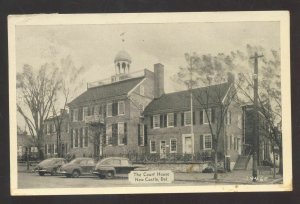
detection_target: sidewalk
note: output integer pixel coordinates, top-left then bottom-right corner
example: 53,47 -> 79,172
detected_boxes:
175,170 -> 283,184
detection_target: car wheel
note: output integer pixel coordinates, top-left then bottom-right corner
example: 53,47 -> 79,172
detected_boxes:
72,170 -> 80,178
50,168 -> 57,176
38,172 -> 45,176
105,171 -> 114,179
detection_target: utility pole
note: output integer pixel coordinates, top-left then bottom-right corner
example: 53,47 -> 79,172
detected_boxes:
250,52 -> 264,182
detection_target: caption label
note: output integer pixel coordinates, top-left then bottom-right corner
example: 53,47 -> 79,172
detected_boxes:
128,170 -> 174,184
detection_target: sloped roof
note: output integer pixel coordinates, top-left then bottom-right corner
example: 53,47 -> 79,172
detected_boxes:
68,77 -> 144,107
144,82 -> 231,114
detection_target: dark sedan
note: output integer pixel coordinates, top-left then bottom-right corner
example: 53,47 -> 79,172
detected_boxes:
34,158 -> 67,176
58,157 -> 96,178
93,157 -> 148,179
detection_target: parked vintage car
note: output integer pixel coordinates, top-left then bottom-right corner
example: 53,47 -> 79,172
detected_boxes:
34,158 -> 67,176
58,157 -> 96,178
93,157 -> 148,179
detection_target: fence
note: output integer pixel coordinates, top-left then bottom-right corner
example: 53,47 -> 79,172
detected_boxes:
99,152 -> 213,164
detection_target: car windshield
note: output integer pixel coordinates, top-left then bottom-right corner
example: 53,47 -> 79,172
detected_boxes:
39,159 -> 58,166
69,158 -> 84,164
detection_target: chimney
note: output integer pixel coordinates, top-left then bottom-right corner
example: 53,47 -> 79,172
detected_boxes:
227,72 -> 235,84
154,63 -> 165,98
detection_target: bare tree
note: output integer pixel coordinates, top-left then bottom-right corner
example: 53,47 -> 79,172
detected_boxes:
236,45 -> 282,174
17,64 -> 62,159
173,52 -> 240,179
51,56 -> 86,157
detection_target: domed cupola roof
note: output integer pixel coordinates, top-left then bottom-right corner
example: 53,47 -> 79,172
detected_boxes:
114,50 -> 132,63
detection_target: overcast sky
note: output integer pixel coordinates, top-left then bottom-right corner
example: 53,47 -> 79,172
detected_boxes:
15,21 -> 280,129
16,21 -> 280,94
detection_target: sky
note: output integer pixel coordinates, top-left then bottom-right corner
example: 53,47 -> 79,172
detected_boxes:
15,21 -> 280,129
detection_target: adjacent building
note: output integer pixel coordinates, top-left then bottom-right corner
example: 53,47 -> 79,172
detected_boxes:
143,77 -> 244,163
43,110 -> 70,158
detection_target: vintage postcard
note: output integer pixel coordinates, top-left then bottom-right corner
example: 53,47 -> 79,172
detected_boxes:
8,11 -> 291,195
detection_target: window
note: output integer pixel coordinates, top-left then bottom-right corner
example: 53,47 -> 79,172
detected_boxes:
106,125 -> 112,145
237,114 -> 242,129
54,144 -> 57,154
118,101 -> 125,115
107,103 -> 112,117
140,85 -> 144,96
153,115 -> 160,129
170,139 -> 177,153
118,122 -> 125,145
46,124 -> 50,135
204,134 -> 212,150
83,107 -> 88,119
121,159 -> 129,166
226,111 -> 231,125
73,109 -> 78,122
167,113 -> 174,127
203,109 -> 212,124
74,129 -> 79,148
47,144 -> 51,154
84,127 -> 89,147
150,140 -> 156,153
184,111 -> 191,126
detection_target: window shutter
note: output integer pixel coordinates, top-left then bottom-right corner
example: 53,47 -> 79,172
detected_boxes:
150,116 -> 153,128
87,107 -> 90,116
70,129 -> 73,148
124,123 -> 127,145
112,124 -> 118,146
92,106 -> 95,115
200,135 -> 204,150
80,107 -> 84,121
181,113 -> 184,126
102,126 -> 106,145
144,125 -> 148,145
80,128 -> 83,148
211,108 -> 215,123
174,113 -> 177,127
200,110 -> 203,124
164,114 -> 167,127
44,144 -> 47,155
138,124 -> 141,146
193,111 -> 196,125
160,115 -> 163,128
112,102 -> 118,116
99,105 -> 102,115
103,104 -> 106,117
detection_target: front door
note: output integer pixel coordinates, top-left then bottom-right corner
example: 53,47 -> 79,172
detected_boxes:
184,137 -> 193,154
160,141 -> 166,159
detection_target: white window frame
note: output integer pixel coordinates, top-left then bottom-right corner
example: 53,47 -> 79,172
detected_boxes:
140,124 -> 145,146
106,125 -> 112,146
54,144 -> 57,154
203,109 -> 212,124
150,140 -> 156,153
167,113 -> 174,128
47,144 -> 50,154
118,101 -> 125,115
106,103 -> 112,117
118,122 -> 125,145
203,134 -> 212,150
73,109 -> 78,122
46,124 -> 50,135
170,138 -> 177,153
153,115 -> 160,129
140,85 -> 145,96
237,114 -> 242,129
184,111 -> 191,126
83,107 -> 88,119
226,110 -> 231,125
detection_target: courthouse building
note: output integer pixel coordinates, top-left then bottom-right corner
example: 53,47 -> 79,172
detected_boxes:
67,50 -> 163,157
